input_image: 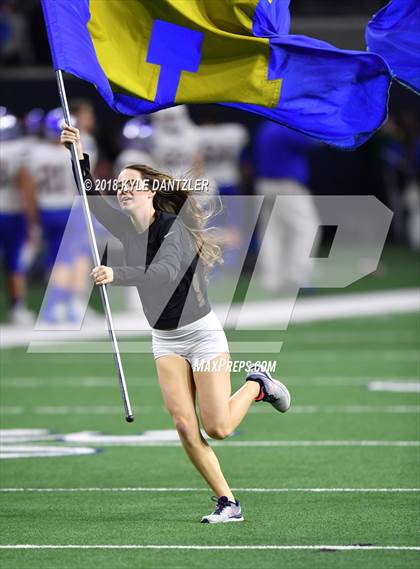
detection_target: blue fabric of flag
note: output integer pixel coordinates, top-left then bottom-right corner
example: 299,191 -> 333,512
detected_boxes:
41,0 -> 392,149
366,0 -> 420,94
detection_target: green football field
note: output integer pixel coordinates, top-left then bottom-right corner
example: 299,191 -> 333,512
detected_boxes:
1,307 -> 419,568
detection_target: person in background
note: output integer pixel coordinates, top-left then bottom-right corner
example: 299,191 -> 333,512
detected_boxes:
25,107 -> 81,324
254,121 -> 320,294
69,98 -> 98,170
0,0 -> 32,65
0,107 -> 38,324
114,116 -> 155,177
68,99 -> 100,321
197,117 -> 249,269
150,106 -> 202,178
379,115 -> 409,244
114,116 -> 156,312
17,107 -> 45,275
381,111 -> 420,251
23,107 -> 45,144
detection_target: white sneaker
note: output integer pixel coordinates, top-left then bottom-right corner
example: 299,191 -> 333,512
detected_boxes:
10,305 -> 35,326
201,496 -> 244,524
246,364 -> 291,413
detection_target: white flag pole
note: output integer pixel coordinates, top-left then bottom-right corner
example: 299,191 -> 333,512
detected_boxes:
56,69 -> 134,423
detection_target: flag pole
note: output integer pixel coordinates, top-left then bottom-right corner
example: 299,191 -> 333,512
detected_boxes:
55,69 -> 134,423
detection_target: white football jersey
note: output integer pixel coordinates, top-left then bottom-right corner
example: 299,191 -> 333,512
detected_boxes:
114,148 -> 155,178
151,127 -> 200,178
150,106 -> 201,177
0,138 -> 29,213
81,132 -> 98,171
27,142 -> 77,210
198,123 -> 248,187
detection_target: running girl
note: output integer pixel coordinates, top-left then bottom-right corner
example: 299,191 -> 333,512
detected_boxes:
61,124 -> 291,523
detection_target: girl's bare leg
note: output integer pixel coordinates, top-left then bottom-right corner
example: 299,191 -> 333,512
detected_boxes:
155,354 -> 236,501
193,353 -> 260,439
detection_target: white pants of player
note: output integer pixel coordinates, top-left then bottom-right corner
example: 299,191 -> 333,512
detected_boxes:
404,180 -> 420,251
255,178 -> 320,292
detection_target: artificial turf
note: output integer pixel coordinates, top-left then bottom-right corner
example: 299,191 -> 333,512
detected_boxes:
1,309 -> 419,568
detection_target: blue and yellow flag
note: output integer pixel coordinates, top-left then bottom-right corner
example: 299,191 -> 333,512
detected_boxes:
366,0 -> 420,94
41,0 -> 391,149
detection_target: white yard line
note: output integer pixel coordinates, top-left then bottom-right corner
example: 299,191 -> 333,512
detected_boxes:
300,377 -> 419,386
34,406 -> 133,415
0,544 -> 418,551
249,405 -> 420,414
0,407 -> 24,415
213,441 -> 420,447
230,288 -> 420,328
26,344 -> 420,358
1,288 -> 419,350
2,376 -> 419,388
1,487 -> 419,493
280,351 -> 420,362
368,381 -> 420,393
1,405 -> 419,416
1,439 -> 418,448
266,331 -> 418,343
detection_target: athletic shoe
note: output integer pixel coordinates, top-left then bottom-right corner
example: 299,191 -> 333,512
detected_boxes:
200,496 -> 244,524
10,304 -> 35,326
246,364 -> 291,413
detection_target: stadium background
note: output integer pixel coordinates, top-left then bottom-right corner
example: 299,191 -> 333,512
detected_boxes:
0,1 -> 419,568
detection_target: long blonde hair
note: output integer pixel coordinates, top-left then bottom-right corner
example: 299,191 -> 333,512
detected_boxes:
124,164 -> 223,272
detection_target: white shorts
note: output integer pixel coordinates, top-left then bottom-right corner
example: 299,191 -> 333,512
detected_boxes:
152,310 -> 229,369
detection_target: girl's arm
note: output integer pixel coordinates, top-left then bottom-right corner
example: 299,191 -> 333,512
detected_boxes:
61,124 -> 129,241
91,220 -> 190,287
